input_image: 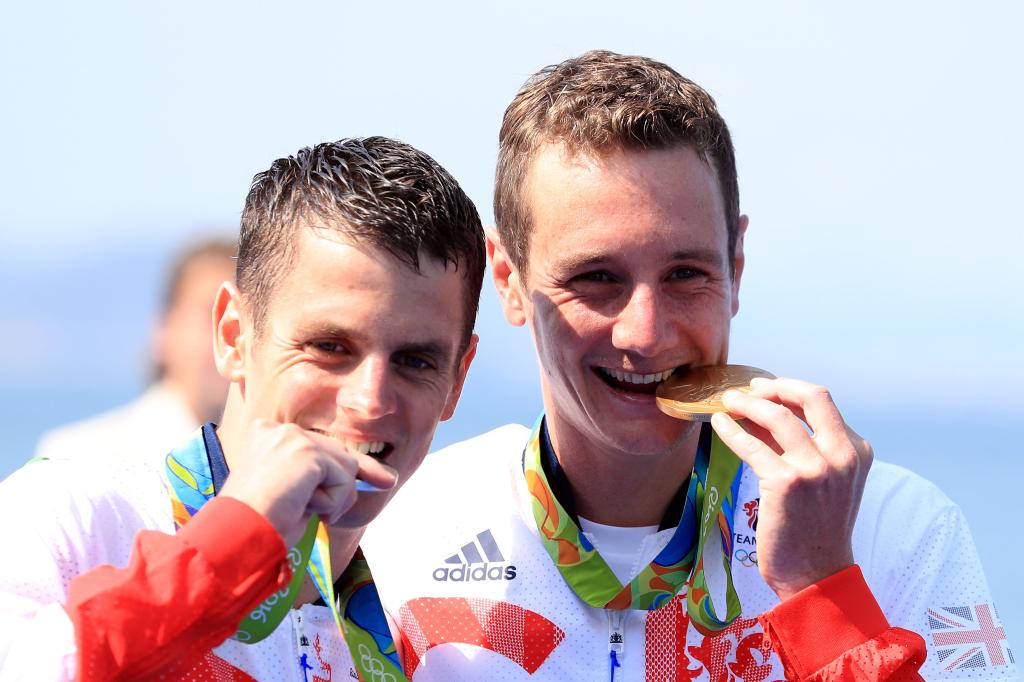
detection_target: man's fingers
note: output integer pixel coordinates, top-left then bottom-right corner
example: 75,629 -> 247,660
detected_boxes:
302,430 -> 397,490
747,377 -> 847,445
308,484 -> 357,523
722,389 -> 814,457
740,420 -> 785,456
302,430 -> 360,476
352,452 -> 399,491
747,377 -> 870,469
710,412 -> 786,480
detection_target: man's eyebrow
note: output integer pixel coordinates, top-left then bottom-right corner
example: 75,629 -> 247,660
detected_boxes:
302,323 -> 455,364
551,252 -> 612,272
553,247 -> 726,272
394,340 -> 454,366
301,321 -> 354,338
666,248 -> 727,266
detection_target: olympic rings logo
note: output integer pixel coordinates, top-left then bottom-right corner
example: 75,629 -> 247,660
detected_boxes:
358,643 -> 398,682
735,549 -> 758,567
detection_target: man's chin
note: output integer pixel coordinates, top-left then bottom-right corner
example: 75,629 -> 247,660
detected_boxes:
326,517 -> 370,530
327,497 -> 390,530
596,415 -> 698,458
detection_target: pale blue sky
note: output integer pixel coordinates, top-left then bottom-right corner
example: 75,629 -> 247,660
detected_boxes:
1,0 -> 1021,634
3,0 -> 1021,412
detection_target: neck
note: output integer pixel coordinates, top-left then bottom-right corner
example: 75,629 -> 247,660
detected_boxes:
215,386 -> 247,472
547,419 -> 700,527
326,526 -> 364,575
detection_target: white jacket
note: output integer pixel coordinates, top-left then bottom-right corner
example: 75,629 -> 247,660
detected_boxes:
363,424 -> 1017,681
0,440 -> 357,681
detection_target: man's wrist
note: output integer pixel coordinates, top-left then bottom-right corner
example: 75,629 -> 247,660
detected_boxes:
770,555 -> 856,602
760,565 -> 890,678
179,495 -> 290,590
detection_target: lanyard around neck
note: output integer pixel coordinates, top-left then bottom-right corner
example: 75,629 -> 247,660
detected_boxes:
523,416 -> 743,633
164,425 -> 406,681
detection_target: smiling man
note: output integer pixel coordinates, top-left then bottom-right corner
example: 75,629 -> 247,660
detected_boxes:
0,137 -> 484,680
363,52 -> 1014,680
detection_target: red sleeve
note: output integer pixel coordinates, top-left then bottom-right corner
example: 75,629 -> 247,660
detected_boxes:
67,496 -> 292,682
758,565 -> 927,681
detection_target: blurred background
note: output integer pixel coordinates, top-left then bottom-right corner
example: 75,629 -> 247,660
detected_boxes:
2,0 -> 1021,641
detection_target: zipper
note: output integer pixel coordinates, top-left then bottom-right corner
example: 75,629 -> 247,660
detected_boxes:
608,609 -> 626,681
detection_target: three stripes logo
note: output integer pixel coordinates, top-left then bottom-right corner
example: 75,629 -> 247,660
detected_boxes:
432,529 -> 518,582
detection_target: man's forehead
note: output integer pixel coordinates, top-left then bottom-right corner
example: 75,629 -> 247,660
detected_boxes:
269,227 -> 468,343
526,140 -> 714,180
526,143 -> 723,209
298,223 -> 459,276
282,226 -> 452,289
525,144 -> 726,231
514,152 -> 732,290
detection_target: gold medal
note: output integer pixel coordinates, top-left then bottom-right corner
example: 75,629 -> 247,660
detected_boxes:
656,365 -> 776,421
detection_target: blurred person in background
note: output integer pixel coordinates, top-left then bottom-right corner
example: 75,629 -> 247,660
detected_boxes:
34,238 -> 235,460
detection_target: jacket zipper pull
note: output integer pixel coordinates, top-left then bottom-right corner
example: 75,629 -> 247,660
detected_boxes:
608,610 -> 626,681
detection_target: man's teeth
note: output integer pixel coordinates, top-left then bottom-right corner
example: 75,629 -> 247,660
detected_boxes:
601,367 -> 676,384
346,440 -> 387,456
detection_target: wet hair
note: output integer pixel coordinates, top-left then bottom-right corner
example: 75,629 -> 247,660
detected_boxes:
237,136 -> 485,346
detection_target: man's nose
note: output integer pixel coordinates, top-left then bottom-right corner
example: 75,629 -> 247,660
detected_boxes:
611,285 -> 679,357
339,356 -> 398,419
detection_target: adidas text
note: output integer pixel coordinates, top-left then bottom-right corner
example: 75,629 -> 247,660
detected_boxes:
432,564 -> 518,582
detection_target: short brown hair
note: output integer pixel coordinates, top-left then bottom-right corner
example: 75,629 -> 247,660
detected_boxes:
495,50 -> 740,274
237,137 -> 485,347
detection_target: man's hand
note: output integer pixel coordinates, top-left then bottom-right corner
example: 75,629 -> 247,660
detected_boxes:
710,378 -> 873,601
219,420 -> 398,547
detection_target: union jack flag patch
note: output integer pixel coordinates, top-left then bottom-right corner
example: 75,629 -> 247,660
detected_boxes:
928,603 -> 1014,671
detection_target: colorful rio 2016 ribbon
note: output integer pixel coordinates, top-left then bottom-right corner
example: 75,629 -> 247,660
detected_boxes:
165,429 -> 406,681
523,416 -> 742,634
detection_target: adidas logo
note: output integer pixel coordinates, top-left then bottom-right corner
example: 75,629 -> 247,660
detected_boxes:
432,529 -> 517,582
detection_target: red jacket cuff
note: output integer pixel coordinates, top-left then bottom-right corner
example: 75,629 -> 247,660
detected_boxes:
67,496 -> 293,681
759,565 -> 889,678
177,496 -> 290,596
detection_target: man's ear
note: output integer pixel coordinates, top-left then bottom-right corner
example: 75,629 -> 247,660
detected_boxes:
731,215 -> 748,317
440,333 -> 478,421
213,282 -> 247,383
486,227 -> 526,327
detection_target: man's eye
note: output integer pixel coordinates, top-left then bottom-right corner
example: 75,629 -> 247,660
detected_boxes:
396,354 -> 434,371
669,267 -> 701,281
310,341 -> 346,355
576,270 -> 615,284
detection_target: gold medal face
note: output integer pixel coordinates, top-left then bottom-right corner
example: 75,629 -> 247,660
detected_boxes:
656,365 -> 776,421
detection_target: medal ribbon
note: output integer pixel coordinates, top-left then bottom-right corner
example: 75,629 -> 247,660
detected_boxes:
165,427 -> 406,681
523,416 -> 743,633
